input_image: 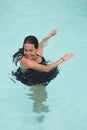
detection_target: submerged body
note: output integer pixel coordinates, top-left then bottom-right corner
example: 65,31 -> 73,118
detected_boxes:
12,55 -> 59,86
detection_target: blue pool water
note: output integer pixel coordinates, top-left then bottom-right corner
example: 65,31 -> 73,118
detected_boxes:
0,0 -> 87,130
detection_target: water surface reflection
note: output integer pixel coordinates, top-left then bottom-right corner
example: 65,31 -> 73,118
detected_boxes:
27,85 -> 49,123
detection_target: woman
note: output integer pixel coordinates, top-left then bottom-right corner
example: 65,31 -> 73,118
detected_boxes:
12,29 -> 74,86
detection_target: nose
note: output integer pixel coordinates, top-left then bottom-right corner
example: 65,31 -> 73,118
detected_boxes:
26,51 -> 30,55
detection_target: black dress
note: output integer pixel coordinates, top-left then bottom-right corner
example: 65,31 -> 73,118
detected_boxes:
12,56 -> 59,86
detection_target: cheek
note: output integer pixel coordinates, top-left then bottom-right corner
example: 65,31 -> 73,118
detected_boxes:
32,50 -> 37,55
24,51 -> 27,55
24,51 -> 30,56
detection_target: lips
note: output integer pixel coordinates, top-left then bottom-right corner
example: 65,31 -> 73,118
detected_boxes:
25,55 -> 33,59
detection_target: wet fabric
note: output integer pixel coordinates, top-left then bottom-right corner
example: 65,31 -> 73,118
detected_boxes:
12,56 -> 59,86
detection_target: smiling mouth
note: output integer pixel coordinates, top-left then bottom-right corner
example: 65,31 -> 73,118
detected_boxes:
25,55 -> 33,59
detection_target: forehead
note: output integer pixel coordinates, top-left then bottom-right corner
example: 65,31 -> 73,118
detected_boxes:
24,43 -> 36,49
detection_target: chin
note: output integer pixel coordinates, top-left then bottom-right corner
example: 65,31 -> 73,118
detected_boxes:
25,56 -> 32,59
28,57 -> 33,60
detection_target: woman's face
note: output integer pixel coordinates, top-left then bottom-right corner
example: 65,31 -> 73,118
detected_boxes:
23,43 -> 37,60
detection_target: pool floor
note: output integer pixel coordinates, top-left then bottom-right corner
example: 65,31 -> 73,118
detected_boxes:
0,0 -> 87,130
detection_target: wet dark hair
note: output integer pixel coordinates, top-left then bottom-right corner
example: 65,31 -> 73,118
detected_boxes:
13,35 -> 39,65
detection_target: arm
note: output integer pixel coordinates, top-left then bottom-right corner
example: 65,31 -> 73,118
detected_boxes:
21,53 -> 74,72
37,29 -> 57,56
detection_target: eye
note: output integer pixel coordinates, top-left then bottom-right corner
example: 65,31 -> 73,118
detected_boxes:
29,49 -> 33,52
24,49 -> 28,52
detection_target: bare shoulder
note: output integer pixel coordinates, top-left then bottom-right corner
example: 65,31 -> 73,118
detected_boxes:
20,57 -> 31,66
20,57 -> 27,64
20,57 -> 38,68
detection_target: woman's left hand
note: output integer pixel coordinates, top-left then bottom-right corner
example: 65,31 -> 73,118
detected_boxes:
63,53 -> 74,61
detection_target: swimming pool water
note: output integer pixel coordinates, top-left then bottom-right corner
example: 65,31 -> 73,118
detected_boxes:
0,0 -> 87,130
